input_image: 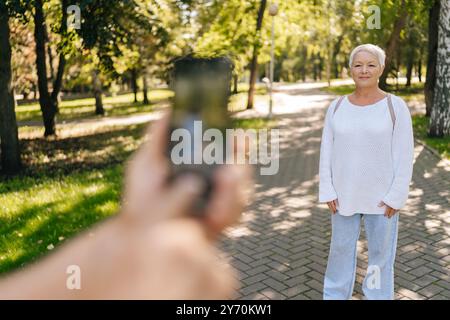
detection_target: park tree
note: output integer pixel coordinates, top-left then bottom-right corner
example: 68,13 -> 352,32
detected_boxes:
0,0 -> 26,174
195,0 -> 263,94
247,0 -> 266,109
428,0 -> 450,137
33,0 -> 70,136
29,0 -> 160,135
403,15 -> 427,87
78,0 -> 169,107
378,0 -> 409,90
425,0 -> 440,117
10,18 -> 37,100
126,4 -> 169,105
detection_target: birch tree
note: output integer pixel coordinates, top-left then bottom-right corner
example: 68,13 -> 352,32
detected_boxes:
429,0 -> 450,137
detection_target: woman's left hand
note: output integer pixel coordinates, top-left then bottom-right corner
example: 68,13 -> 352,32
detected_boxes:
378,201 -> 398,218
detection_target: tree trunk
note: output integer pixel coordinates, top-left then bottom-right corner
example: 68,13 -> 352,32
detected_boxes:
33,82 -> 38,99
333,60 -> 340,80
92,70 -> 104,115
33,0 -> 67,136
417,48 -> 423,82
429,0 -> 450,137
300,47 -> 306,82
313,55 -> 318,81
425,0 -> 440,117
46,25 -> 55,84
318,53 -> 323,80
131,68 -> 138,103
332,35 -> 343,79
379,0 -> 408,90
142,72 -> 149,104
326,44 -> 333,86
232,74 -> 238,94
51,45 -> 66,112
34,0 -> 57,136
246,0 -> 267,110
395,45 -> 402,91
0,5 -> 21,174
405,64 -> 412,87
405,53 -> 414,87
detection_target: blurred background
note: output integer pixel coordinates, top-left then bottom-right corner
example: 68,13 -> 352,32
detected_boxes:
0,0 -> 448,297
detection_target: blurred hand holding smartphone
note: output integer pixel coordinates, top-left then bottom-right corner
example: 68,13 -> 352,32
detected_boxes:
168,55 -> 234,215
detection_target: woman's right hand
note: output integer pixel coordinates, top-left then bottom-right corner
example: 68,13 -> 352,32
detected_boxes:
327,199 -> 339,214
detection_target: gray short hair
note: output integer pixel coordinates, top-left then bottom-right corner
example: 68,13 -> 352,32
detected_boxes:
349,44 -> 386,68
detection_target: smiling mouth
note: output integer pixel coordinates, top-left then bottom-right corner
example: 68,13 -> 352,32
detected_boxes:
359,77 -> 370,79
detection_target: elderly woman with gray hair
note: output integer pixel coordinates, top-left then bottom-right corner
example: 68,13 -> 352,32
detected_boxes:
318,44 -> 414,300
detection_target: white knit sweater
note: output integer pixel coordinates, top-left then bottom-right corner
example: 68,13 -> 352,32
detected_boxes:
318,95 -> 414,216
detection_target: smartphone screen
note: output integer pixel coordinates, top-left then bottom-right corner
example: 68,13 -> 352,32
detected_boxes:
167,55 -> 234,214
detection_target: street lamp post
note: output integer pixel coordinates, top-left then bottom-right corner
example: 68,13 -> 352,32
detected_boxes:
268,3 -> 278,118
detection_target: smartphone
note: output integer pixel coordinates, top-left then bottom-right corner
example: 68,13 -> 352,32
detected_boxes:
167,55 -> 234,215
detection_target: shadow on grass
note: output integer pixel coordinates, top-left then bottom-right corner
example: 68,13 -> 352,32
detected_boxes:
16,96 -> 170,123
3,116 -> 273,190
0,166 -> 122,274
16,123 -> 147,179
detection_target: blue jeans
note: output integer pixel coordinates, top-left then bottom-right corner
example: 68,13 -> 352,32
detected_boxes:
323,212 -> 399,300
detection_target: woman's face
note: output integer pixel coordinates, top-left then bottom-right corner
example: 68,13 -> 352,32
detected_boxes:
350,51 -> 384,88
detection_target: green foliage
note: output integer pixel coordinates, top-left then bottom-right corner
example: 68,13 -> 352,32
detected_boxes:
5,0 -> 31,20
76,0 -> 154,75
7,0 -> 434,93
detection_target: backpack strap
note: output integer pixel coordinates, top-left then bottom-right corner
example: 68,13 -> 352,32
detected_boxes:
386,93 -> 396,129
333,94 -> 396,129
333,95 -> 346,116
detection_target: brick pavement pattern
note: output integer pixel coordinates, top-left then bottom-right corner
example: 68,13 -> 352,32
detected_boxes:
219,86 -> 450,300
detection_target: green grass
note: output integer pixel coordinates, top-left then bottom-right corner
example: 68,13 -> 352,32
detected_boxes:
0,113 -> 273,274
232,117 -> 275,129
229,83 -> 268,112
324,84 -> 354,96
324,82 -> 425,101
0,165 -> 123,273
412,115 -> 450,160
19,123 -> 146,176
16,90 -> 173,123
0,123 -> 145,274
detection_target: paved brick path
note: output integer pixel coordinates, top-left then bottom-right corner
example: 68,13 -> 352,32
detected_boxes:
219,85 -> 450,300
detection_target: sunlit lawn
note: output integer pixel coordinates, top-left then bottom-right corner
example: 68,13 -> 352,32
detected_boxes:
324,82 -> 426,102
412,115 -> 450,159
16,89 -> 174,123
0,165 -> 123,273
